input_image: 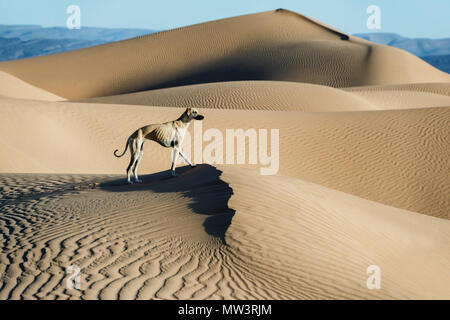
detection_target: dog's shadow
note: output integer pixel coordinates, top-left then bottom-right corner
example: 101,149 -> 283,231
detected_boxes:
100,164 -> 235,244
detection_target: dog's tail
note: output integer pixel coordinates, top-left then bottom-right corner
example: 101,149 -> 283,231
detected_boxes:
114,138 -> 129,158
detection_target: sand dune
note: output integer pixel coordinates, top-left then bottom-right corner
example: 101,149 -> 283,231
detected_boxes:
344,82 -> 450,97
342,83 -> 450,110
0,98 -> 448,218
1,166 -> 449,299
223,168 -> 450,299
81,80 -> 450,111
0,71 -> 63,101
0,9 -> 449,300
0,10 -> 448,100
80,81 -> 376,112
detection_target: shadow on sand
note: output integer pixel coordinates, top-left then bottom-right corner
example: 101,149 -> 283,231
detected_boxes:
100,164 -> 235,244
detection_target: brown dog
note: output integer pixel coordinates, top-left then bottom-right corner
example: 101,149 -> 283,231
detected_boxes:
114,107 -> 204,183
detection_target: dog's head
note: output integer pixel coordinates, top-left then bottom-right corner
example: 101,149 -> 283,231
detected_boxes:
186,107 -> 204,121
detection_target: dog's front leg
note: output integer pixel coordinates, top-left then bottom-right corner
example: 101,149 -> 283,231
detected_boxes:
171,147 -> 180,176
178,147 -> 196,167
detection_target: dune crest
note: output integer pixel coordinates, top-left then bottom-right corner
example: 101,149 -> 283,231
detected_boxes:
1,166 -> 449,299
0,10 -> 448,99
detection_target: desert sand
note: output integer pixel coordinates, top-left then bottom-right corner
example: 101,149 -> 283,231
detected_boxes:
0,9 -> 449,299
0,71 -> 63,101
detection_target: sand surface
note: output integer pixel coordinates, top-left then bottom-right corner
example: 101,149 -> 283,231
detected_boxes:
0,9 -> 449,299
0,71 -> 63,101
0,10 -> 448,99
80,80 -> 450,111
1,167 -> 449,299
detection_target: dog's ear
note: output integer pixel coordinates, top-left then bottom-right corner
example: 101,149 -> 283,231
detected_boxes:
186,107 -> 192,117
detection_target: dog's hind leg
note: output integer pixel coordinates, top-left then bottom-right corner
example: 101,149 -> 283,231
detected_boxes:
126,138 -> 139,184
170,147 -> 180,176
133,140 -> 144,183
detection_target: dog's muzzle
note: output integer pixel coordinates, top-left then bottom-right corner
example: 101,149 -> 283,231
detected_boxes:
195,115 -> 204,120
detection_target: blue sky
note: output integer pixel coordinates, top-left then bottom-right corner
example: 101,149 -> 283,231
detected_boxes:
0,0 -> 449,38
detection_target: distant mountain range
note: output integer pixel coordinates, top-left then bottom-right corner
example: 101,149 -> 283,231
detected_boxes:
355,33 -> 450,74
0,25 -> 155,41
0,25 -> 156,61
354,33 -> 450,56
421,54 -> 450,73
0,26 -> 448,73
